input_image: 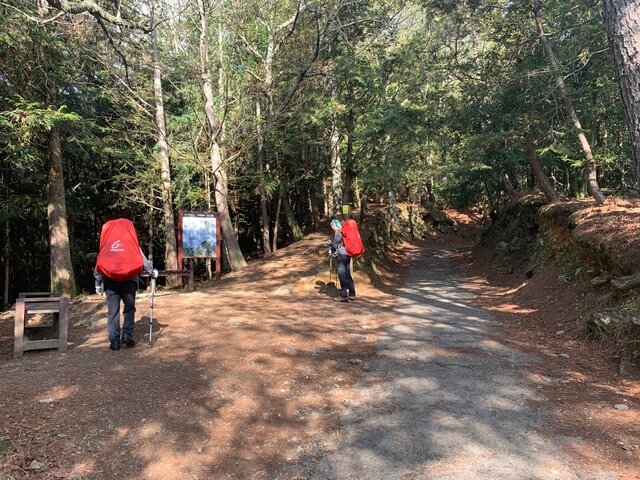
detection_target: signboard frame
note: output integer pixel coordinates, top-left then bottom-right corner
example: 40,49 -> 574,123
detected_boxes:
177,211 -> 221,280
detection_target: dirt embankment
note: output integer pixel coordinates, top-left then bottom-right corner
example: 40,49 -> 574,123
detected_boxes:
455,198 -> 640,476
483,194 -> 640,279
480,196 -> 640,357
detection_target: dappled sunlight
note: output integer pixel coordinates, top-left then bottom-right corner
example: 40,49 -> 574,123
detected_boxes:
493,303 -> 538,314
40,385 -> 79,402
1,229 -> 636,478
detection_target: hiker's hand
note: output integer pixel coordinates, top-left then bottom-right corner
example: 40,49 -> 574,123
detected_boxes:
95,282 -> 104,296
323,239 -> 332,247
151,269 -> 159,279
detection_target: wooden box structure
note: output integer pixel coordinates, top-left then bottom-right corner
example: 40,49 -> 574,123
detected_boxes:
14,292 -> 68,358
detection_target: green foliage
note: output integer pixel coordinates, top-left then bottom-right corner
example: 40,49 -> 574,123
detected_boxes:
0,0 -> 635,298
0,436 -> 10,457
586,296 -> 640,362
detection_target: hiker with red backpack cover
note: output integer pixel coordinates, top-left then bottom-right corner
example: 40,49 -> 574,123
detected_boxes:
94,218 -> 157,351
328,218 -> 365,302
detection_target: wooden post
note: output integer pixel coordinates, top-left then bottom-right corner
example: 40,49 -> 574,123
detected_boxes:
58,298 -> 68,353
14,299 -> 25,358
189,260 -> 195,291
216,212 -> 221,280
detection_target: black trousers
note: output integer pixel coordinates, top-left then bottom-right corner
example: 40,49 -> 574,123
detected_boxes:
104,279 -> 137,345
336,253 -> 356,298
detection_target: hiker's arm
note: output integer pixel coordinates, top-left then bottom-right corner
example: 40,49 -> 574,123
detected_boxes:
332,231 -> 343,250
140,249 -> 154,275
93,269 -> 104,295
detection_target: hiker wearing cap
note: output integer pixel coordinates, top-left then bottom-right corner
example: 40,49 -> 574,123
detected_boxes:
94,218 -> 158,351
329,219 -> 356,302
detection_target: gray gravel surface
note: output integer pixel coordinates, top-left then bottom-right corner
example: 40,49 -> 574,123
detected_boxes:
303,247 -> 618,480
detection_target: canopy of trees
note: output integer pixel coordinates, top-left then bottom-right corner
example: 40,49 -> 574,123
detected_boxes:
1,0 -> 638,304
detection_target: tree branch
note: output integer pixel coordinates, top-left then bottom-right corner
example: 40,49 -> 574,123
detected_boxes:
45,0 -> 150,32
0,1 -> 65,24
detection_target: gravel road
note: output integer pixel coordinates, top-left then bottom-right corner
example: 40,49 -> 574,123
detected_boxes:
307,247 -> 618,480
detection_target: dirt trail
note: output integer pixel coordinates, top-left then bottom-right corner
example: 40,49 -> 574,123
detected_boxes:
0,232 -> 399,479
0,230 -> 638,479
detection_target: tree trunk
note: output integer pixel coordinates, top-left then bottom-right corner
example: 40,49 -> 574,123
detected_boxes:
534,7 -> 605,204
359,195 -> 367,225
47,126 -> 76,296
330,113 -> 342,216
603,0 -> 640,188
503,173 -> 517,199
283,195 -> 303,241
256,99 -> 272,254
342,102 -> 355,206
272,192 -> 282,252
151,24 -> 179,285
426,178 -> 436,209
525,127 -> 559,202
257,23 -> 277,255
197,0 -> 247,271
329,80 -> 342,215
388,187 -> 398,236
322,180 -> 329,217
147,203 -> 154,264
3,214 -> 9,308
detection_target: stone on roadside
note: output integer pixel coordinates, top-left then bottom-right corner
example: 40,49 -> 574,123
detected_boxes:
559,353 -> 570,359
613,404 -> 629,411
29,460 -> 45,470
297,275 -> 316,283
77,315 -> 107,327
348,358 -> 363,365
590,275 -> 610,286
273,286 -> 293,295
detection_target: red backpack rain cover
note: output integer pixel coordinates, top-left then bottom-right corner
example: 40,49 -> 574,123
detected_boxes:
341,218 -> 365,257
95,218 -> 144,281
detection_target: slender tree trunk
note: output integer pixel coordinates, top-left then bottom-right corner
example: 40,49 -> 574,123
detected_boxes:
197,0 -> 247,270
204,168 -> 213,279
603,0 -> 640,188
359,195 -> 367,225
329,80 -> 342,215
388,187 -> 398,236
272,192 -> 282,252
525,127 -> 559,202
503,173 -> 517,199
330,113 -> 342,215
147,204 -> 154,264
342,100 -> 355,206
534,7 -> 605,204
283,195 -> 303,241
47,126 -> 76,295
256,99 -> 272,254
256,23 -> 277,254
322,180 -> 329,217
426,178 -> 436,209
151,24 -> 179,284
3,215 -> 9,308
309,191 -> 321,231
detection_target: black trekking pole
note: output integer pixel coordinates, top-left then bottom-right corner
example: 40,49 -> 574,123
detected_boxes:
148,277 -> 156,346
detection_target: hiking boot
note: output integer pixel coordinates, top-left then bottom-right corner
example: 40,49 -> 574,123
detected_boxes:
348,293 -> 356,300
333,296 -> 349,302
109,342 -> 120,351
122,337 -> 136,348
